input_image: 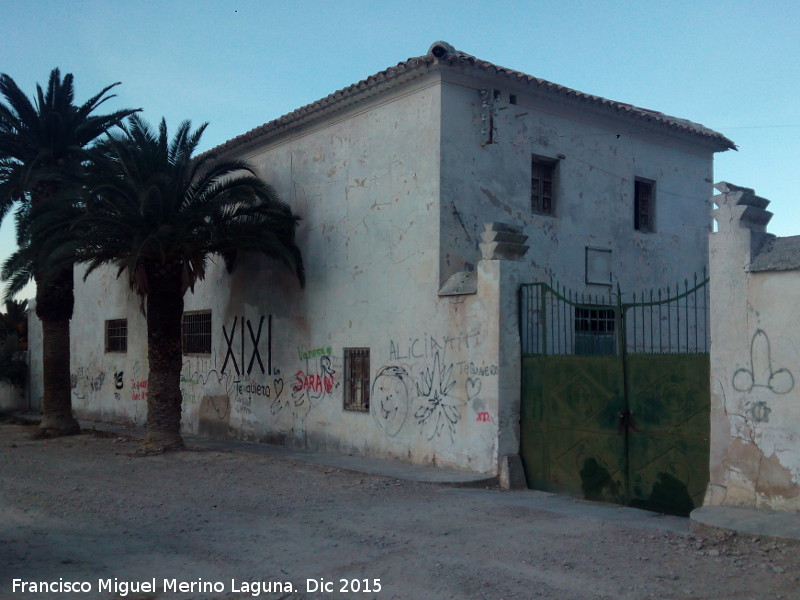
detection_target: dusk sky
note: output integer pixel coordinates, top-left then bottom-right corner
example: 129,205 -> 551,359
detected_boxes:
2,0 -> 799,300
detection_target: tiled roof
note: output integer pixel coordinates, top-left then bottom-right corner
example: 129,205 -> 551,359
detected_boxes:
750,235 -> 800,272
210,41 -> 735,156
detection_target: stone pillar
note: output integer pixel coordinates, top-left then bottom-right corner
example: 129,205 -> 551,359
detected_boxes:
707,182 -> 774,506
477,223 -> 529,489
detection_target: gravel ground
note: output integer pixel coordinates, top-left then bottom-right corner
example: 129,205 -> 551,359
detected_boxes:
1,420 -> 799,600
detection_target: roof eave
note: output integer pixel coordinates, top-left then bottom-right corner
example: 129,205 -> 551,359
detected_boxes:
207,42 -> 735,158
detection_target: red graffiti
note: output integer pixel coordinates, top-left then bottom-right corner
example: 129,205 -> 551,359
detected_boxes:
131,379 -> 148,401
476,411 -> 490,422
293,371 -> 334,394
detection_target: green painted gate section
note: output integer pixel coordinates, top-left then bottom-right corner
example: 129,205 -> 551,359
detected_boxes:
519,277 -> 710,516
626,354 -> 710,514
521,355 -> 626,504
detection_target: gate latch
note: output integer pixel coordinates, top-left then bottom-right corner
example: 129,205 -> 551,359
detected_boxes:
618,409 -> 639,434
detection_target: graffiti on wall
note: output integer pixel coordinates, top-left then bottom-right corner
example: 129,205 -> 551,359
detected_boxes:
389,331 -> 480,362
414,351 -> 460,441
290,354 -> 337,409
733,329 -> 794,395
373,330 -> 496,442
181,318 -> 342,432
745,400 -> 771,423
221,315 -> 275,377
130,361 -> 148,402
71,362 -> 105,400
371,366 -> 411,437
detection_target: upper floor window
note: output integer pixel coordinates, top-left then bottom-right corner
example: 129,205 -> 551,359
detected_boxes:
105,319 -> 127,353
531,157 -> 556,215
634,179 -> 655,232
182,310 -> 212,355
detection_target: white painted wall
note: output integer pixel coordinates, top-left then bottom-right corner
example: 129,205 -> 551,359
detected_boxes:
27,305 -> 42,412
439,71 -> 715,294
62,76 -> 518,474
708,183 -> 800,510
36,68 -> 722,476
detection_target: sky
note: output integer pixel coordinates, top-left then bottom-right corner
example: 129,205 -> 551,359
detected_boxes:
2,0 -> 800,300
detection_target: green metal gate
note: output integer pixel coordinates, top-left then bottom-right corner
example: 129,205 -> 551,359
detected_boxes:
519,275 -> 709,516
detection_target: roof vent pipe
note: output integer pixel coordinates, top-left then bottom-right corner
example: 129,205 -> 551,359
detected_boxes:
428,41 -> 456,59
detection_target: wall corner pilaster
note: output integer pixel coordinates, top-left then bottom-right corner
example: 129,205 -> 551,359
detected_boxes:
475,222 -> 529,483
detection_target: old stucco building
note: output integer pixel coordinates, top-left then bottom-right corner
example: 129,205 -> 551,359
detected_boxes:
28,42 -> 733,479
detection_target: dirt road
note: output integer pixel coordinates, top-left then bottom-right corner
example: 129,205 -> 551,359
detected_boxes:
1,422 -> 798,600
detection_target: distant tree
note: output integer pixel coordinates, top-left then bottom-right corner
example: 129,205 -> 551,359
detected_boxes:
0,69 -> 138,435
0,298 -> 28,386
69,115 -> 304,451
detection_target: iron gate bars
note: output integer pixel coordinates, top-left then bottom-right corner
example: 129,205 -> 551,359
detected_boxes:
519,272 -> 709,356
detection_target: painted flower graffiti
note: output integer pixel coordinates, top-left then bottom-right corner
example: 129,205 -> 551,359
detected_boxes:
414,352 -> 461,441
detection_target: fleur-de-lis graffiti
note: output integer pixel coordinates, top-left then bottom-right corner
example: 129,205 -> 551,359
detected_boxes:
732,329 -> 794,394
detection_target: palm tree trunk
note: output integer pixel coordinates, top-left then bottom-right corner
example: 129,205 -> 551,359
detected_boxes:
35,268 -> 80,437
141,262 -> 185,452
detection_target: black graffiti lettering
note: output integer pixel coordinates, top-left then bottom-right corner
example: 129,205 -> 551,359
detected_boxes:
221,316 -> 240,375
268,315 -> 273,376
247,316 -> 265,375
222,314 -> 274,377
240,314 -> 245,375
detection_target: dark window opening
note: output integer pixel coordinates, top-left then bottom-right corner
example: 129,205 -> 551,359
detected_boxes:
182,311 -> 212,355
105,319 -> 127,353
344,348 -> 370,412
531,158 -> 556,215
634,179 -> 655,232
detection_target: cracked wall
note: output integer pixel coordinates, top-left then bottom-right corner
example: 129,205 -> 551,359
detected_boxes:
708,184 -> 800,510
438,72 -> 714,293
33,74 -> 524,476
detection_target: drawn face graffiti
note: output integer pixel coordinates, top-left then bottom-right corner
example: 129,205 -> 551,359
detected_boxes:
371,366 -> 410,437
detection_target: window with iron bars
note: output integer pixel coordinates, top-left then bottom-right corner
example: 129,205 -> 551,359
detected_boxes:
634,178 -> 655,232
343,348 -> 370,412
574,307 -> 616,355
105,319 -> 127,353
182,311 -> 212,355
531,157 -> 556,215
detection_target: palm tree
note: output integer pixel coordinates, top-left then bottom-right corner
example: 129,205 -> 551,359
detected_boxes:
73,115 -> 304,452
0,69 -> 138,436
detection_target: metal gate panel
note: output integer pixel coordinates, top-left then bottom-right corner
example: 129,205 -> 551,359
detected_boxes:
625,354 -> 710,515
519,276 -> 710,516
521,355 -> 626,504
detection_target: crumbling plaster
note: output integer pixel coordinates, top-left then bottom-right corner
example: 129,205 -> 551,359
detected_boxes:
30,60 -> 722,478
708,183 -> 800,511
44,78 -> 522,475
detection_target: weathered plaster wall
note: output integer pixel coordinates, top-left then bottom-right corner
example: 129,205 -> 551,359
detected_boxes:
439,72 -> 715,293
45,71 -> 719,477
60,77 -> 524,475
0,381 -> 25,411
27,304 -> 42,412
69,265 -> 149,425
708,183 -> 800,511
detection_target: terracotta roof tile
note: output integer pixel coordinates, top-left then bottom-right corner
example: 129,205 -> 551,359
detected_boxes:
210,41 -> 735,156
